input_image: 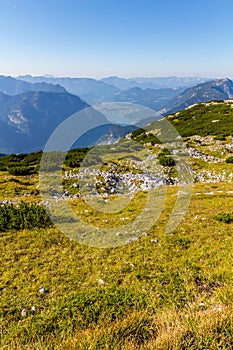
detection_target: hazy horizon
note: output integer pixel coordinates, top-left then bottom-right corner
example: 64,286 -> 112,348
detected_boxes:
5,73 -> 231,80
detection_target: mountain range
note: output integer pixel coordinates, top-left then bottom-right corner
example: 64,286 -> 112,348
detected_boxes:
17,75 -> 209,110
163,78 -> 233,115
1,75 -> 233,153
0,75 -> 66,95
101,76 -> 210,90
0,91 -> 90,153
18,75 -> 120,105
0,89 -> 136,154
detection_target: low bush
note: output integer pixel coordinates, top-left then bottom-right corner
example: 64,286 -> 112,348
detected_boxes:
8,166 -> 35,176
158,150 -> 175,167
0,202 -> 52,231
131,128 -> 161,145
214,212 -> 233,224
214,134 -> 226,141
226,156 -> 233,164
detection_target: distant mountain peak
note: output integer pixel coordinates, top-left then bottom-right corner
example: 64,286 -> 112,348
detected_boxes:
0,90 -> 93,153
163,78 -> 233,114
0,75 -> 66,95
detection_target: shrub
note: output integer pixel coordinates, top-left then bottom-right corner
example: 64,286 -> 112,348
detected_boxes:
0,163 -> 7,171
158,148 -> 171,157
214,134 -> 226,141
63,148 -> 89,168
214,212 -> 233,224
8,166 -> 35,176
158,156 -> 176,167
158,150 -> 175,167
0,202 -> 52,232
226,157 -> 233,164
131,128 -> 161,145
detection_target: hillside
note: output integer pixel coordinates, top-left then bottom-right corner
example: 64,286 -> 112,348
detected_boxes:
0,91 -> 91,153
165,100 -> 233,137
164,78 -> 233,114
0,90 -> 140,154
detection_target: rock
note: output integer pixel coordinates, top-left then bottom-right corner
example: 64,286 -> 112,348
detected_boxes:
126,237 -> 138,244
39,286 -> 49,294
116,232 -> 122,236
21,309 -> 27,317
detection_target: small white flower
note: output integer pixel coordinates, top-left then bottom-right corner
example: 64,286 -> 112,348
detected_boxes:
31,306 -> 36,312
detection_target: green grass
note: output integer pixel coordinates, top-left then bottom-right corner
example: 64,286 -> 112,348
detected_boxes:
1,180 -> 233,349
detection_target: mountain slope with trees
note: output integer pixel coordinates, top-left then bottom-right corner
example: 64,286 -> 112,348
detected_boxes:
163,78 -> 233,114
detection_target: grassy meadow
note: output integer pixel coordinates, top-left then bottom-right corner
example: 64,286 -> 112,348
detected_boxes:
1,180 -> 233,348
1,102 -> 233,349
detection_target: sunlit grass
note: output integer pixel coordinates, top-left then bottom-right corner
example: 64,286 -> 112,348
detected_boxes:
1,172 -> 233,348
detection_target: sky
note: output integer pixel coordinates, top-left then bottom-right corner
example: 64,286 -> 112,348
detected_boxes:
0,0 -> 233,78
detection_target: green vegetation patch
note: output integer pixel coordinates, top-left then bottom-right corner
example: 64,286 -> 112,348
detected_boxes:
226,156 -> 233,164
214,211 -> 233,224
166,102 -> 233,137
0,202 -> 51,232
157,149 -> 176,167
131,128 -> 161,145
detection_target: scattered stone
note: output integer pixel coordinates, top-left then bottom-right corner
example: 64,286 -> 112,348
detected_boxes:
188,147 -> 222,163
39,286 -> 49,294
126,237 -> 138,244
21,309 -> 27,317
116,232 -> 122,236
0,200 -> 16,206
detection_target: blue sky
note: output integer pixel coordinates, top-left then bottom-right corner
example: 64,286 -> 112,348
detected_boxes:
1,0 -> 233,78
